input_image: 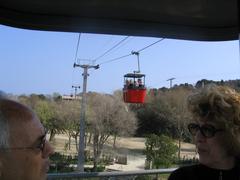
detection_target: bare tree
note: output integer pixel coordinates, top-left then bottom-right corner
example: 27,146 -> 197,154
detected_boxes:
87,92 -> 137,171
56,100 -> 80,151
112,90 -> 137,148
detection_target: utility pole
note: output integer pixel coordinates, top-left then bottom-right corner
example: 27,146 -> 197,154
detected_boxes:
167,77 -> 180,159
72,85 -> 81,99
73,63 -> 99,172
167,77 -> 175,88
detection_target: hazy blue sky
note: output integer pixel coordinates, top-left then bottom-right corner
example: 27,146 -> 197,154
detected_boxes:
0,25 -> 239,95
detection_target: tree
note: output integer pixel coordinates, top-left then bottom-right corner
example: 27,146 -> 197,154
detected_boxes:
18,94 -> 41,109
160,87 -> 193,159
35,99 -> 64,141
56,100 -> 80,151
112,90 -> 137,148
87,92 -> 137,171
134,95 -> 176,137
145,134 -> 178,169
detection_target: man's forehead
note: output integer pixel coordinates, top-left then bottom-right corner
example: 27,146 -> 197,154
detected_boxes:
0,99 -> 33,121
9,111 -> 44,133
9,114 -> 44,147
0,99 -> 44,140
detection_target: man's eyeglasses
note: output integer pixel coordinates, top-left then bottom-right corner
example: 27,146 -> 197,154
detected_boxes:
188,123 -> 223,138
0,132 -> 46,152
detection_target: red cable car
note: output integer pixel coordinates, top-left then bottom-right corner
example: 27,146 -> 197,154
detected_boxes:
123,73 -> 146,103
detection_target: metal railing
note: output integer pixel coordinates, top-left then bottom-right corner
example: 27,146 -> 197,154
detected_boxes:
48,168 -> 176,180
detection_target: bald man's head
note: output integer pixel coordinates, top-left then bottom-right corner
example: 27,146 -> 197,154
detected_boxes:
0,98 -> 54,180
0,98 -> 34,122
0,98 -> 34,148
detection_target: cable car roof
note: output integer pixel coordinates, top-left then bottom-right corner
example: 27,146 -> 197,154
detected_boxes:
124,73 -> 145,78
0,0 -> 238,41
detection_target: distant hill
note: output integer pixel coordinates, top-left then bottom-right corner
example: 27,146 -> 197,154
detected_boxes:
195,79 -> 240,91
149,79 -> 240,96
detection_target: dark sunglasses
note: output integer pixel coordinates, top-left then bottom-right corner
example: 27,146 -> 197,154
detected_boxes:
0,132 -> 47,152
188,123 -> 223,138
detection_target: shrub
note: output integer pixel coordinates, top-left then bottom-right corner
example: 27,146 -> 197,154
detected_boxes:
144,134 -> 178,168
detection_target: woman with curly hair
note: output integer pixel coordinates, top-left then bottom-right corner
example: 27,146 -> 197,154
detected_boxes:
169,84 -> 240,180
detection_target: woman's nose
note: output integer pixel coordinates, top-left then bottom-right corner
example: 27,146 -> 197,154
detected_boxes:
195,129 -> 206,142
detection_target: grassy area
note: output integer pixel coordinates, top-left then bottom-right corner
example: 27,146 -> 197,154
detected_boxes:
49,134 -> 197,174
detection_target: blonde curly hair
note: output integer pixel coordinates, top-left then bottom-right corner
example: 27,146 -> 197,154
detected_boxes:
187,84 -> 240,157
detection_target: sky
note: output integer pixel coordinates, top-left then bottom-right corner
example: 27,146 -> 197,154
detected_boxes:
0,25 -> 239,95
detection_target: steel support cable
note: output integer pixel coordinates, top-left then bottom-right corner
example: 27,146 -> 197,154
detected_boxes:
99,38 -> 165,66
111,37 -> 133,53
93,36 -> 130,64
89,36 -> 114,60
137,38 -> 165,53
71,33 -> 81,90
99,53 -> 132,65
74,33 -> 81,64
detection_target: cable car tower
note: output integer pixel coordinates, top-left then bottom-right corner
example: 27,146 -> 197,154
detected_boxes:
123,51 -> 147,103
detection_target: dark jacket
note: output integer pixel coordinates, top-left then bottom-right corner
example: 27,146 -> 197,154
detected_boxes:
168,162 -> 240,180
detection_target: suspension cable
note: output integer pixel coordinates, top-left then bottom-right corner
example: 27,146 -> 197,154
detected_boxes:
99,38 -> 165,66
74,33 -> 81,64
71,33 -> 82,94
137,38 -> 164,53
93,36 -> 130,63
99,53 -> 132,65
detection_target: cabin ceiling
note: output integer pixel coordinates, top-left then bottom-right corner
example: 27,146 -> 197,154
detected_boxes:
0,0 -> 238,41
